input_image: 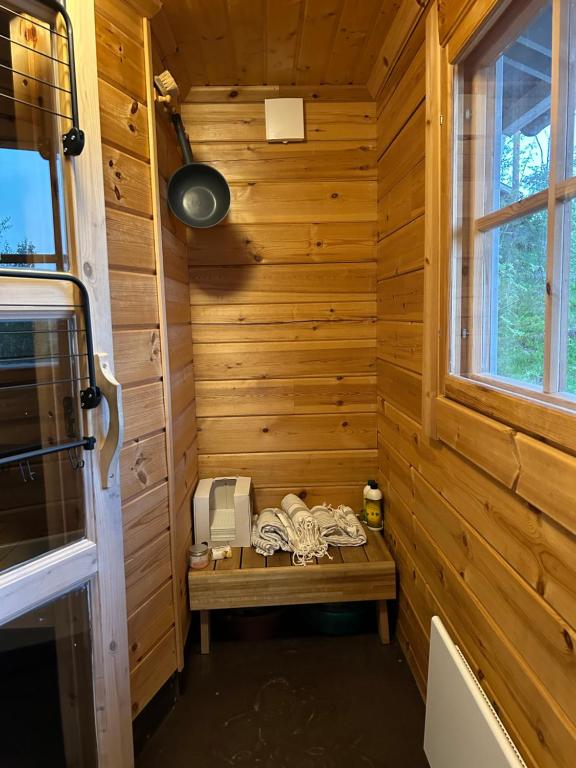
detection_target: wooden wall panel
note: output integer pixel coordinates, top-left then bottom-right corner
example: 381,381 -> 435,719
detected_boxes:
193,340 -> 376,382
153,61 -> 199,657
181,103 -> 376,142
95,3 -> 182,717
188,92 -> 377,510
188,222 -> 376,266
376,14 -> 576,768
189,264 -> 376,305
194,377 -> 377,417
198,414 -> 376,454
130,628 -> 177,718
190,302 -> 377,343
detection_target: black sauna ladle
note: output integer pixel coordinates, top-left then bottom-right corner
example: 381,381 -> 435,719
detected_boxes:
168,113 -> 231,228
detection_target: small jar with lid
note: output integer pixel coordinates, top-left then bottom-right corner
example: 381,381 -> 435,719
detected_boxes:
189,543 -> 210,570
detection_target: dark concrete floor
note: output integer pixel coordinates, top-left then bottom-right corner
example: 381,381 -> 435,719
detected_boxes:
137,632 -> 429,768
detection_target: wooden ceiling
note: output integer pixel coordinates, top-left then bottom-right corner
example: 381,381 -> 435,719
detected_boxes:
153,0 -> 402,90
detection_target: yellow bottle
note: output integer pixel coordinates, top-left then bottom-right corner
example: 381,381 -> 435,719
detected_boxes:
362,480 -> 375,521
365,482 -> 383,529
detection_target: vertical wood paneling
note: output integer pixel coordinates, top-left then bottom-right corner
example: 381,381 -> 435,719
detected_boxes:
153,1 -> 403,89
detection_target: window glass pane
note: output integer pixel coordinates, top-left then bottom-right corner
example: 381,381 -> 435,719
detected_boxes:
487,3 -> 552,212
0,585 -> 97,767
0,4 -> 69,270
0,316 -> 87,572
566,200 -> 576,395
571,3 -> 576,178
489,210 -> 547,385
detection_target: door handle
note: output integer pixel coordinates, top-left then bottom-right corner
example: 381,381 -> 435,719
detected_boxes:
95,353 -> 124,489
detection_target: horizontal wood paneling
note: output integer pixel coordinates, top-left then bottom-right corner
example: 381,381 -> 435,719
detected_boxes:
122,382 -> 166,444
377,216 -> 424,279
188,222 -> 376,266
113,329 -> 162,384
377,321 -> 423,374
198,413 -> 376,454
227,181 -> 377,224
253,485 -> 364,512
190,301 -> 377,343
130,628 -> 177,718
95,9 -> 146,102
155,98 -> 199,662
199,449 -> 378,487
183,85 -> 373,102
378,270 -> 424,321
101,145 -> 153,216
183,92 -> 376,546
105,209 -> 155,272
98,78 -> 149,160
194,376 -> 377,417
189,264 -> 376,305
193,340 -> 377,381
96,2 -> 177,711
124,531 -> 172,616
181,103 -> 376,142
377,43 -> 426,153
378,159 -> 425,237
127,581 -> 174,668
190,141 -> 377,181
110,271 -> 160,327
377,101 -> 426,190
122,483 -> 169,558
377,359 -> 422,423
120,429 -> 168,504
376,16 -> 576,768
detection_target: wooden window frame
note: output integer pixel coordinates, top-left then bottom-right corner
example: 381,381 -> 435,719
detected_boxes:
424,0 -> 576,454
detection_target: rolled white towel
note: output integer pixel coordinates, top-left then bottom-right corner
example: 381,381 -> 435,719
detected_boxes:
311,503 -> 366,547
251,508 -> 295,556
280,494 -> 328,565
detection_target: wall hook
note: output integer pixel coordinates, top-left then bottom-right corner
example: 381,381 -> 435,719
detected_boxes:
68,447 -> 85,471
18,460 -> 36,483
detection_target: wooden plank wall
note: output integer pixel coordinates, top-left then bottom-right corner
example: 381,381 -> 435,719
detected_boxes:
94,0 -> 179,719
152,38 -> 199,652
375,11 -> 576,768
183,94 -> 378,511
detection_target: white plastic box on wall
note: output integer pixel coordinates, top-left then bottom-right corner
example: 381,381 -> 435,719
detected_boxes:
193,476 -> 252,548
264,98 -> 305,142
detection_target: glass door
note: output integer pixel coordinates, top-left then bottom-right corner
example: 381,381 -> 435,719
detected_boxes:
0,1 -> 133,766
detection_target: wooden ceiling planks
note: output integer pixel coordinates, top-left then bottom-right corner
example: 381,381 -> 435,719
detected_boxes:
265,0 -> 304,84
153,0 -> 403,88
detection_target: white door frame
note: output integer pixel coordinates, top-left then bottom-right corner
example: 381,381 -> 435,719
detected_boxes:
0,1 -> 133,765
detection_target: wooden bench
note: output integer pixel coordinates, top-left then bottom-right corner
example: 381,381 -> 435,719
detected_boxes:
188,529 -> 396,653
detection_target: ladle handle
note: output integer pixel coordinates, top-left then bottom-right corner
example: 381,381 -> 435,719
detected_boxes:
172,113 -> 194,165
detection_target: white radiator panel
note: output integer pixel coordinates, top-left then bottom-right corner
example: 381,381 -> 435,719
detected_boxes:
424,617 -> 527,768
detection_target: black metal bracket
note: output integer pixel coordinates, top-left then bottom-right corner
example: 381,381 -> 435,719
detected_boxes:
41,0 -> 85,156
0,437 -> 96,470
0,268 -> 101,409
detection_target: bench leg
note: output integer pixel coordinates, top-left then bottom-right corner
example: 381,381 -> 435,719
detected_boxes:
200,610 -> 210,654
377,601 -> 390,645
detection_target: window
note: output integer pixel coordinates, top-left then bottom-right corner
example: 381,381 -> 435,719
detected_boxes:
0,2 -> 70,270
452,0 -> 576,406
